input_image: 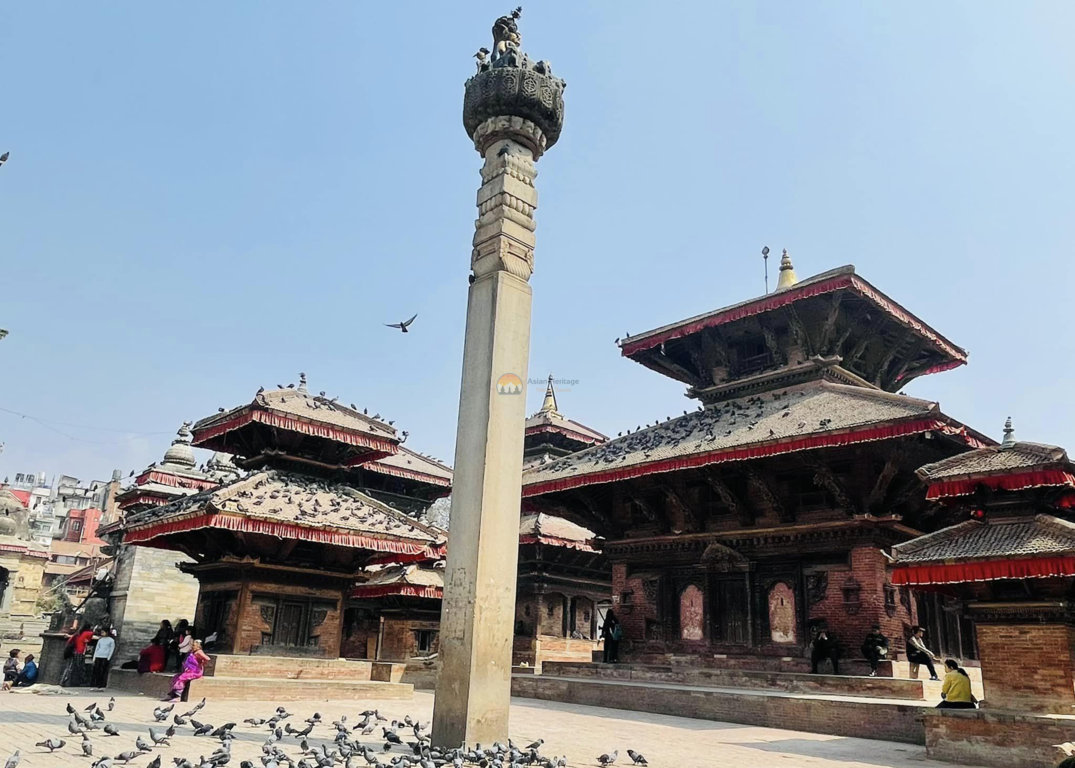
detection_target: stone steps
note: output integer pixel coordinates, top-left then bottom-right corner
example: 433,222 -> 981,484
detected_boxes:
108,669 -> 412,701
541,661 -> 927,700
511,673 -> 927,745
205,654 -> 389,681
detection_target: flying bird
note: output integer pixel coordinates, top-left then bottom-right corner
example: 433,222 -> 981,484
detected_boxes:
385,313 -> 417,333
0,152 -> 8,168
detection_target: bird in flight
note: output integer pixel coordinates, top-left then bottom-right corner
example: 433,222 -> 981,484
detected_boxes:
0,152 -> 8,168
385,313 -> 417,333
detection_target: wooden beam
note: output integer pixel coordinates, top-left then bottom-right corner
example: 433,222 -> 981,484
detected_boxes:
745,467 -> 792,523
758,320 -> 785,366
818,291 -> 845,352
873,331 -> 912,387
660,483 -> 701,533
783,304 -> 814,357
702,470 -> 754,527
866,453 -> 903,513
806,459 -> 859,516
881,339 -> 925,391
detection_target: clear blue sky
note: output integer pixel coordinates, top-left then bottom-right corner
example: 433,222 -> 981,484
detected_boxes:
2,2 -> 1073,483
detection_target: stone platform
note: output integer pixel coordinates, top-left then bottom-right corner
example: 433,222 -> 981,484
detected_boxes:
107,653 -> 411,701
924,708 -> 1075,768
512,661 -> 951,745
543,660 -> 930,699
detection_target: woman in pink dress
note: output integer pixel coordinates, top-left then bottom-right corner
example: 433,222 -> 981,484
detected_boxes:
164,639 -> 210,702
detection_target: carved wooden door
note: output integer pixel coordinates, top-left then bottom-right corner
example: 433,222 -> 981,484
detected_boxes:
711,579 -> 748,645
275,602 -> 305,646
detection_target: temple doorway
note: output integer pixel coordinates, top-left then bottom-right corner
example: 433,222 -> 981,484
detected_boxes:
710,578 -> 749,645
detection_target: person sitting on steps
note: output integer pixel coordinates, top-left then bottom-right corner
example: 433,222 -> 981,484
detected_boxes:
907,626 -> 940,681
861,623 -> 890,677
810,629 -> 840,675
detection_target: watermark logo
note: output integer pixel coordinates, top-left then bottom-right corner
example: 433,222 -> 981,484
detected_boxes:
496,373 -> 524,394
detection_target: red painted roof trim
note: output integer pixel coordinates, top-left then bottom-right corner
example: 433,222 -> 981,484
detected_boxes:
892,556 -> 1075,586
123,512 -> 444,558
523,417 -> 982,497
349,584 -> 443,600
925,470 -> 1075,500
194,409 -> 398,457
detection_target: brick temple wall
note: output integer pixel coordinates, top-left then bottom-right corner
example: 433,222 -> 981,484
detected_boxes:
231,581 -> 344,657
379,617 -> 440,660
924,710 -> 1075,768
109,544 -> 198,663
807,546 -> 916,656
976,622 -> 1075,712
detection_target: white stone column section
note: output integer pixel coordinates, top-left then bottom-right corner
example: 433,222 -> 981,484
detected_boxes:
432,121 -> 541,747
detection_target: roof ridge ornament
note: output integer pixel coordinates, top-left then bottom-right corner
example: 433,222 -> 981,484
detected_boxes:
776,249 -> 799,291
1000,415 -> 1015,449
297,372 -> 308,394
539,373 -> 560,416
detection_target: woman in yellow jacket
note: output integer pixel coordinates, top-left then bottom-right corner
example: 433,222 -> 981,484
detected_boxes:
937,659 -> 976,709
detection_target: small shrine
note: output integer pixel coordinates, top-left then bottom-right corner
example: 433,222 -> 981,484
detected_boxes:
892,418 -> 1075,768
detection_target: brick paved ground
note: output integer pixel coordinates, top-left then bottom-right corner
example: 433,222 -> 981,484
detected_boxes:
0,686 -> 986,768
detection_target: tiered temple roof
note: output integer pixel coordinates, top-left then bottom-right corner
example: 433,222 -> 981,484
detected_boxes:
618,264 -> 967,399
192,375 -> 399,470
115,423 -> 223,512
915,420 -> 1074,501
518,512 -> 599,552
892,419 -> 1075,586
119,377 -> 448,575
123,470 -> 445,562
524,376 -> 607,466
524,380 -> 986,496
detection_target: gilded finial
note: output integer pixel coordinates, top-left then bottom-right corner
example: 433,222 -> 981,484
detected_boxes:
540,374 -> 559,415
1000,416 -> 1015,448
776,249 -> 798,291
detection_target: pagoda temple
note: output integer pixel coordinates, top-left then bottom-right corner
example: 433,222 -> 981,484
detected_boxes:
891,418 -> 1075,767
119,377 -> 445,657
522,259 -> 989,668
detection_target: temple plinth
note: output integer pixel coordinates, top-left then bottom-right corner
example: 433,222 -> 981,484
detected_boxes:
432,9 -> 566,747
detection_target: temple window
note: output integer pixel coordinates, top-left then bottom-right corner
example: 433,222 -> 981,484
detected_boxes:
731,337 -> 774,377
414,629 -> 437,655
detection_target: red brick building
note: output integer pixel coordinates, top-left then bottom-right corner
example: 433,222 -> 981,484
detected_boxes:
522,260 -> 988,668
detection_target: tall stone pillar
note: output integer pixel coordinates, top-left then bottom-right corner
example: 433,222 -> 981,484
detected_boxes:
433,10 -> 565,748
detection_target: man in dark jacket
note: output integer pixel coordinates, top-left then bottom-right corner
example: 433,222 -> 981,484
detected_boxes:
810,629 -> 840,674
861,624 -> 890,676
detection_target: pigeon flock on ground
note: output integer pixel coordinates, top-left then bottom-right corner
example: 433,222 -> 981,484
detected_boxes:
3,695 -> 649,768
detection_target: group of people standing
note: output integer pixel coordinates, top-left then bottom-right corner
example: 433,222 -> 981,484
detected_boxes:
59,623 -> 116,688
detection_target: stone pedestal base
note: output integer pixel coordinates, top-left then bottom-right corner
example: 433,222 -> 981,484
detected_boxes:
976,620 -> 1075,714
924,708 -> 1075,768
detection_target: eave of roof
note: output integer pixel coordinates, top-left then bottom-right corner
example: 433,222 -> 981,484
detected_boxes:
120,470 -> 445,558
618,266 -> 967,370
522,381 -> 987,497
